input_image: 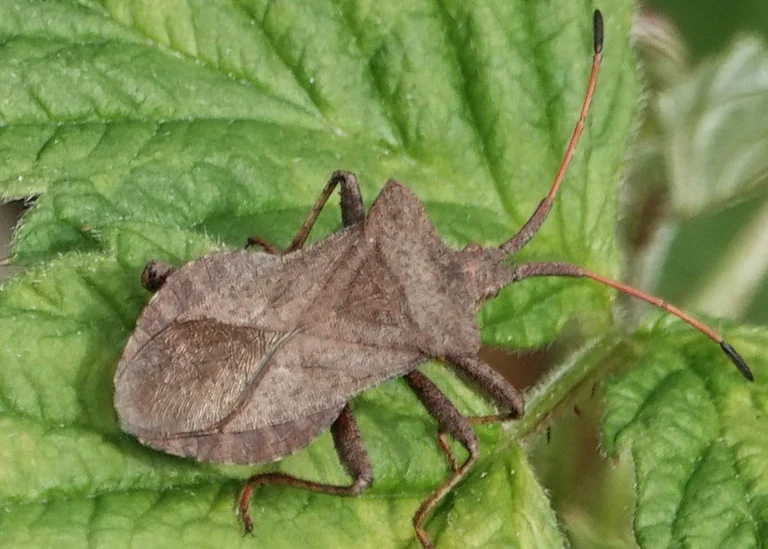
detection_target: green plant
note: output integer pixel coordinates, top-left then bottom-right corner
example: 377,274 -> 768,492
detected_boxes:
0,2 -> 765,548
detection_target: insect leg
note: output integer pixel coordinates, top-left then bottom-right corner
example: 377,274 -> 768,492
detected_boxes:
438,432 -> 459,473
237,403 -> 373,534
243,235 -> 282,254
405,370 -> 479,549
446,355 -> 525,424
140,261 -> 176,293
286,170 -> 365,252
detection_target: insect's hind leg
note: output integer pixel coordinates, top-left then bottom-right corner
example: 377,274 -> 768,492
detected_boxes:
405,371 -> 479,549
140,261 -> 176,292
238,403 -> 373,534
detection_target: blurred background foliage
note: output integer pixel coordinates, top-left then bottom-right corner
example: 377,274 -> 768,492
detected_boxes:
624,1 -> 768,326
648,0 -> 768,59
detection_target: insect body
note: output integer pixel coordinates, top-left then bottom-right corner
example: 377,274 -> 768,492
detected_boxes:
114,11 -> 751,548
115,183 -> 509,462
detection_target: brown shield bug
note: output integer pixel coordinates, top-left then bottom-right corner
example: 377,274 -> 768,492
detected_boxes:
113,10 -> 752,548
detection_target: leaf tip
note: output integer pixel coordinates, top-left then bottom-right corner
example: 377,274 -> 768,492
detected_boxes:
593,10 -> 604,54
720,340 -> 755,381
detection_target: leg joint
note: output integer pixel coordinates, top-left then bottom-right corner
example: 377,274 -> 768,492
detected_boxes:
350,471 -> 374,495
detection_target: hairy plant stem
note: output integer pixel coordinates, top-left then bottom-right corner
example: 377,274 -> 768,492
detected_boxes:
507,335 -> 629,439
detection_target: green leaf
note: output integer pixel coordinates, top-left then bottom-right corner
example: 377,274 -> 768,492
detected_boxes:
0,0 -> 639,547
602,321 -> 768,549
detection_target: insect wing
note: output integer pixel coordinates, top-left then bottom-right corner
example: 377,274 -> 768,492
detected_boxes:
115,318 -> 297,438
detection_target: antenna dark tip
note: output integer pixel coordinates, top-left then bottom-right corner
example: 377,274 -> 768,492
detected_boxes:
720,341 -> 754,382
593,10 -> 604,54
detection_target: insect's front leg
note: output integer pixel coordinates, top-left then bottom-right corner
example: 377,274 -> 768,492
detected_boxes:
140,261 -> 176,293
420,356 -> 522,479
237,403 -> 373,534
447,355 -> 525,424
404,370 -> 479,549
243,170 -> 365,253
286,170 -> 365,252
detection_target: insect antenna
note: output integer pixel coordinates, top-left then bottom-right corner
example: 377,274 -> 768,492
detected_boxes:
494,11 -> 753,381
501,10 -> 604,254
510,262 -> 755,381
584,270 -> 754,381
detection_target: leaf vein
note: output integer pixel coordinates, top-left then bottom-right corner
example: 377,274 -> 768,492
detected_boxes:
669,443 -> 713,545
34,126 -> 61,162
613,368 -> 687,444
234,0 -> 328,117
327,0 -> 407,150
431,0 -> 512,218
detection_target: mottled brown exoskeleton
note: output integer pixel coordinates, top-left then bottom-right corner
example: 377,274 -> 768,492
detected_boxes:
114,11 -> 752,548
